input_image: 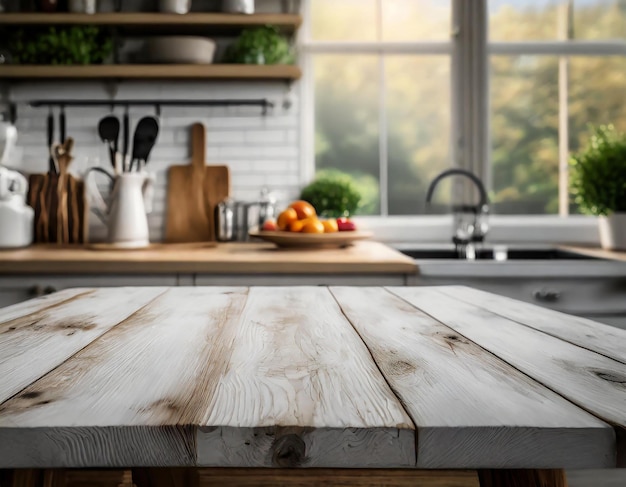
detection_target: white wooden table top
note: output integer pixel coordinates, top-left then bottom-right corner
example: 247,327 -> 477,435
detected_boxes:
0,286 -> 624,470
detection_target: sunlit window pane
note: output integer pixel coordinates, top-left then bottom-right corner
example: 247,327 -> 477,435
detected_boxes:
386,57 -> 451,215
569,56 -> 626,152
314,55 -> 381,215
489,0 -> 562,40
382,0 -> 451,41
311,0 -> 378,41
574,0 -> 626,39
490,56 -> 559,214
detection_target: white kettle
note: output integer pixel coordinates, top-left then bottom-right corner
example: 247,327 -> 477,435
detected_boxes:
0,166 -> 34,249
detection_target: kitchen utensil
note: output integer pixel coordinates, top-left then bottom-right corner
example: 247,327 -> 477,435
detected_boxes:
130,116 -> 159,172
142,37 -> 216,64
46,108 -> 56,173
165,122 -> 230,243
98,115 -> 120,171
248,230 -> 372,249
158,0 -> 190,14
215,198 -> 236,242
222,0 -> 254,14
0,166 -> 34,249
27,137 -> 87,244
59,105 -> 66,143
85,169 -> 156,248
122,108 -> 129,162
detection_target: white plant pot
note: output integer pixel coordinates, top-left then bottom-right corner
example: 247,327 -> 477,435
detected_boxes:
598,213 -> 626,250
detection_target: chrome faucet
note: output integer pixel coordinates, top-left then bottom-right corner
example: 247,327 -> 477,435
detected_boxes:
425,169 -> 490,259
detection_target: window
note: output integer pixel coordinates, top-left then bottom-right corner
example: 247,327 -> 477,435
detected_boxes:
302,0 -> 626,217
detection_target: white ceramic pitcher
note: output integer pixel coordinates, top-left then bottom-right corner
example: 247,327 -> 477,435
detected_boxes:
86,169 -> 155,248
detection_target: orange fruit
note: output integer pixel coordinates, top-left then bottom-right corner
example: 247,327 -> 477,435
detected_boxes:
289,200 -> 316,220
322,219 -> 339,233
277,208 -> 298,230
289,218 -> 308,232
301,219 -> 325,234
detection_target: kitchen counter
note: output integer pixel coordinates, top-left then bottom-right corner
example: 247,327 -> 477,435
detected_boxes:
0,285 -> 623,486
0,241 -> 417,275
560,245 -> 626,262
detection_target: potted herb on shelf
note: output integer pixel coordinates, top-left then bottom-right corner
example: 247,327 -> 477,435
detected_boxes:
6,26 -> 113,65
570,124 -> 626,250
223,25 -> 294,65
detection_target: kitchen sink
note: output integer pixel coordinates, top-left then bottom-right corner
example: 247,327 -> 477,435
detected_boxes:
395,245 -> 604,261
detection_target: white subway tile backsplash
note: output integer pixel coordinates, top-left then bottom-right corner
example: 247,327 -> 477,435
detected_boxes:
7,80 -> 302,242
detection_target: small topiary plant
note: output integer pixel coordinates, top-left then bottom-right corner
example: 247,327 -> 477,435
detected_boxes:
570,124 -> 626,216
300,170 -> 362,218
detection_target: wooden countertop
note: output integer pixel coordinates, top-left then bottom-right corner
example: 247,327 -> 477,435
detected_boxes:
561,245 -> 626,262
0,241 -> 417,275
0,285 -> 621,472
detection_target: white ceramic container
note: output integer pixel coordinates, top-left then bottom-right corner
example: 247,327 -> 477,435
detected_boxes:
599,213 -> 626,250
159,0 -> 191,14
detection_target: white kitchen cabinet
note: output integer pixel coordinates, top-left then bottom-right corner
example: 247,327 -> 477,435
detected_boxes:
0,275 -> 180,309
413,275 -> 626,327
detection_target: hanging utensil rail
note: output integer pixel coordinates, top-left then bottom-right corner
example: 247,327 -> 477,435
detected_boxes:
26,98 -> 274,117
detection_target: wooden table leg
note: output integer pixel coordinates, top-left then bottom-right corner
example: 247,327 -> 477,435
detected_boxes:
478,469 -> 567,487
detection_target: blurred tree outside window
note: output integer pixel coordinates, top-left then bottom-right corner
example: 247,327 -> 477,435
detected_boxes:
305,0 -> 626,216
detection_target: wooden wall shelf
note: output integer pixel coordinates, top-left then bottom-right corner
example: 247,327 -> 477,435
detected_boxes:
0,64 -> 302,81
0,12 -> 302,33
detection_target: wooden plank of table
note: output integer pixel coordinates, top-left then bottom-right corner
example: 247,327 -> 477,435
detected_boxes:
331,287 -> 614,469
0,287 -> 415,469
390,286 -> 625,466
0,287 -> 250,468
0,287 -> 165,404
196,287 -> 415,468
444,285 -> 626,364
195,468 -> 480,487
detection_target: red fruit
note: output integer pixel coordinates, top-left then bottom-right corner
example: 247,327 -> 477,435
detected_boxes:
336,217 -> 357,231
262,220 -> 277,231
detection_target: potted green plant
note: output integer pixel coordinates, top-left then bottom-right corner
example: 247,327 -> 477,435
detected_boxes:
223,25 -> 295,65
300,170 -> 362,218
570,124 -> 626,250
6,26 -> 113,65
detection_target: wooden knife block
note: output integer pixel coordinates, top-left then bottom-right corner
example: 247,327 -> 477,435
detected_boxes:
27,173 -> 88,244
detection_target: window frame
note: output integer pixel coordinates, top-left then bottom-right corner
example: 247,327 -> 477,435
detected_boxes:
299,0 -> 626,244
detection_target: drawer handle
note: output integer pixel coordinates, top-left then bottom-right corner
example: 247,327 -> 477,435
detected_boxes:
28,285 -> 58,297
533,289 -> 561,302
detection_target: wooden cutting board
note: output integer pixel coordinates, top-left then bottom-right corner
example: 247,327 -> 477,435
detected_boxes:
165,123 -> 230,243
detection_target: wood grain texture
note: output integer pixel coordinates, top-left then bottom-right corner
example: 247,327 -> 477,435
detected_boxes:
478,469 -> 567,487
390,286 -> 625,466
193,468 -> 480,487
42,469 -> 134,487
165,123 -> 230,243
444,285 -> 626,364
0,287 -> 250,468
0,65 -> 302,81
27,174 -> 87,244
561,245 -> 626,262
330,287 -> 614,469
0,287 -> 165,405
0,13 -> 302,30
0,242 -> 417,275
196,287 -> 415,468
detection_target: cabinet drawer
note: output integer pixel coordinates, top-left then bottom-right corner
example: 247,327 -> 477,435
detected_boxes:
416,277 -> 626,315
0,275 -> 178,308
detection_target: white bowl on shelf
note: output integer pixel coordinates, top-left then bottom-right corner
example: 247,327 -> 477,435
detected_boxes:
142,37 -> 217,64
159,0 -> 191,14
